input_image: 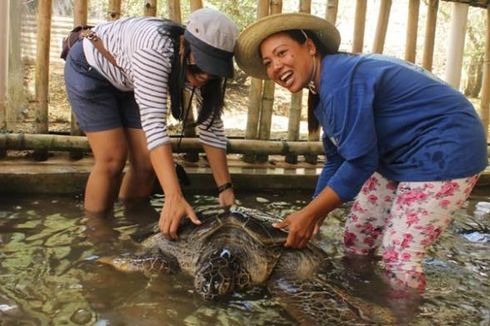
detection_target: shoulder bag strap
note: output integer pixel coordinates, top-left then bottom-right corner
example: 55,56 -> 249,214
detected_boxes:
80,29 -> 120,68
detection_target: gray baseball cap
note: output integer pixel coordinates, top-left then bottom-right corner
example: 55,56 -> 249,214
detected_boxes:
184,8 -> 238,78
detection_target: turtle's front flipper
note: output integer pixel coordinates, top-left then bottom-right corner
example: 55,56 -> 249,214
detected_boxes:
98,248 -> 180,275
268,251 -> 397,325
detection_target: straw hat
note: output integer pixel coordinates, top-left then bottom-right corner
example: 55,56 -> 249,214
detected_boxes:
235,13 -> 340,80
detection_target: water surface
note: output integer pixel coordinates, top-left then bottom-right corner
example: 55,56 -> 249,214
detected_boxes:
0,191 -> 488,325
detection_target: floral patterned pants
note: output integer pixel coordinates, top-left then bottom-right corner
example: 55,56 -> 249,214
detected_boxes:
343,172 -> 479,292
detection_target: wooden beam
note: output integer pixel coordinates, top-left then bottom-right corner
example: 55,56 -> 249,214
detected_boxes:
405,0 -> 420,63
144,0 -> 157,16
325,0 -> 339,25
372,0 -> 392,53
445,2 -> 469,89
352,0 -> 367,53
481,6 -> 490,138
422,0 -> 439,71
0,133 -> 325,155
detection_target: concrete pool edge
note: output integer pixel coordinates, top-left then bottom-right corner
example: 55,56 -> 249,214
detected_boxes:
1,155 -> 490,195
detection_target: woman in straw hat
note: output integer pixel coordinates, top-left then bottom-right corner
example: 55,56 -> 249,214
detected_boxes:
64,8 -> 238,239
235,12 -> 487,293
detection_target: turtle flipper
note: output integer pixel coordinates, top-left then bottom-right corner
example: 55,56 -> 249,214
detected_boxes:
268,251 -> 397,325
98,248 -> 180,275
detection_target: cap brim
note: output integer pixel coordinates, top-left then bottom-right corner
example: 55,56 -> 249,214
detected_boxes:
189,43 -> 234,78
235,13 -> 340,80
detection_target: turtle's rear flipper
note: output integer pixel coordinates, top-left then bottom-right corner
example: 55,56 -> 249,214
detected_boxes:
98,249 -> 180,275
268,252 -> 397,325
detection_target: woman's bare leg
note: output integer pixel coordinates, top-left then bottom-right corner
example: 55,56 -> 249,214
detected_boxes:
84,128 -> 128,213
118,128 -> 155,200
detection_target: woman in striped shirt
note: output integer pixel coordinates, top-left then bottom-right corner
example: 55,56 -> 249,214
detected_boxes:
64,8 -> 238,239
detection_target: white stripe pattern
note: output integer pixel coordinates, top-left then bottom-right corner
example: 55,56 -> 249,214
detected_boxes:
85,17 -> 227,151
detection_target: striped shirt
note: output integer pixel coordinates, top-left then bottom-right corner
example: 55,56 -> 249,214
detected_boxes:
82,16 -> 228,151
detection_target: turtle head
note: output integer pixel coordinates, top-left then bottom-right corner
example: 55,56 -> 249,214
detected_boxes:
194,248 -> 251,300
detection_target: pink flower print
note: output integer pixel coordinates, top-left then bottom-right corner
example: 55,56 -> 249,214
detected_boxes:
367,194 -> 378,205
362,176 -> 379,194
386,182 -> 397,191
383,249 -> 399,263
384,195 -> 392,202
344,231 -> 357,247
406,213 -> 419,227
435,181 -> 459,198
396,190 -> 429,206
439,199 -> 450,209
401,252 -> 412,261
352,201 -> 365,213
401,233 -> 413,249
363,236 -> 375,247
350,214 -> 359,222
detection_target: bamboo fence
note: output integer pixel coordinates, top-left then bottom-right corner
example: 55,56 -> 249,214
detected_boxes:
0,0 -> 489,162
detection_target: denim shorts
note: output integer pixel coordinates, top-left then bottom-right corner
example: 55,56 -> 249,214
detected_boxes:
64,41 -> 141,132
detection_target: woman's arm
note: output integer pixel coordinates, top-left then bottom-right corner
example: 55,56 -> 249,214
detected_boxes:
150,144 -> 200,240
202,144 -> 236,207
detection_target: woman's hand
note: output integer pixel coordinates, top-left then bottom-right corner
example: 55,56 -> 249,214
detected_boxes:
273,186 -> 342,249
159,193 -> 201,240
218,188 -> 236,208
273,209 -> 322,249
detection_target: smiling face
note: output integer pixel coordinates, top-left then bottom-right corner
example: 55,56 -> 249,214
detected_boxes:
259,32 -> 318,93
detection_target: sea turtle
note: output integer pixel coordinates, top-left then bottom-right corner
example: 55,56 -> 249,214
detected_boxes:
98,206 -> 395,325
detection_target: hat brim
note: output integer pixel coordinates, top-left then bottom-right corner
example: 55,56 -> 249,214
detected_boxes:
235,13 -> 340,80
185,31 -> 234,78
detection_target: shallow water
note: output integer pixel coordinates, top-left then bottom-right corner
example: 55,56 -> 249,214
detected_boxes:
0,191 -> 488,325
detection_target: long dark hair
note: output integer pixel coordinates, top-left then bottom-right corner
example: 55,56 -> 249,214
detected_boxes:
285,29 -> 334,133
158,20 -> 227,129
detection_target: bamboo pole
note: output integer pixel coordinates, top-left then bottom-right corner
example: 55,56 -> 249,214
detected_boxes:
6,0 -> 22,134
257,0 -> 282,162
481,6 -> 490,139
0,0 -> 8,158
325,0 -> 339,25
108,0 -> 122,20
286,0 -> 311,164
69,0 -> 88,160
34,0 -> 51,136
352,0 -> 367,53
422,0 -> 439,71
0,133 -> 325,155
445,2 -> 469,89
0,0 -> 9,132
190,0 -> 203,12
144,0 -> 157,16
243,0 -> 269,163
168,0 -> 182,23
372,0 -> 392,53
405,0 -> 420,63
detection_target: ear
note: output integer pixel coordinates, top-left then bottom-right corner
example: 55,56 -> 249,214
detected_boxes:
305,38 -> 317,56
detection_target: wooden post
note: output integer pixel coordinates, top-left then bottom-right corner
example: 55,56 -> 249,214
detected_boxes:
286,0 -> 311,164
243,0 -> 269,163
480,6 -> 490,139
405,0 -> 420,63
257,0 -> 282,162
445,2 -> 469,89
352,0 -> 367,53
422,0 -> 438,71
168,0 -> 182,23
190,0 -> 203,12
7,0 -> 22,134
0,0 -> 8,132
144,0 -> 158,16
69,0 -> 88,160
108,0 -> 122,20
372,0 -> 392,53
33,0 -> 52,161
325,0 -> 339,25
